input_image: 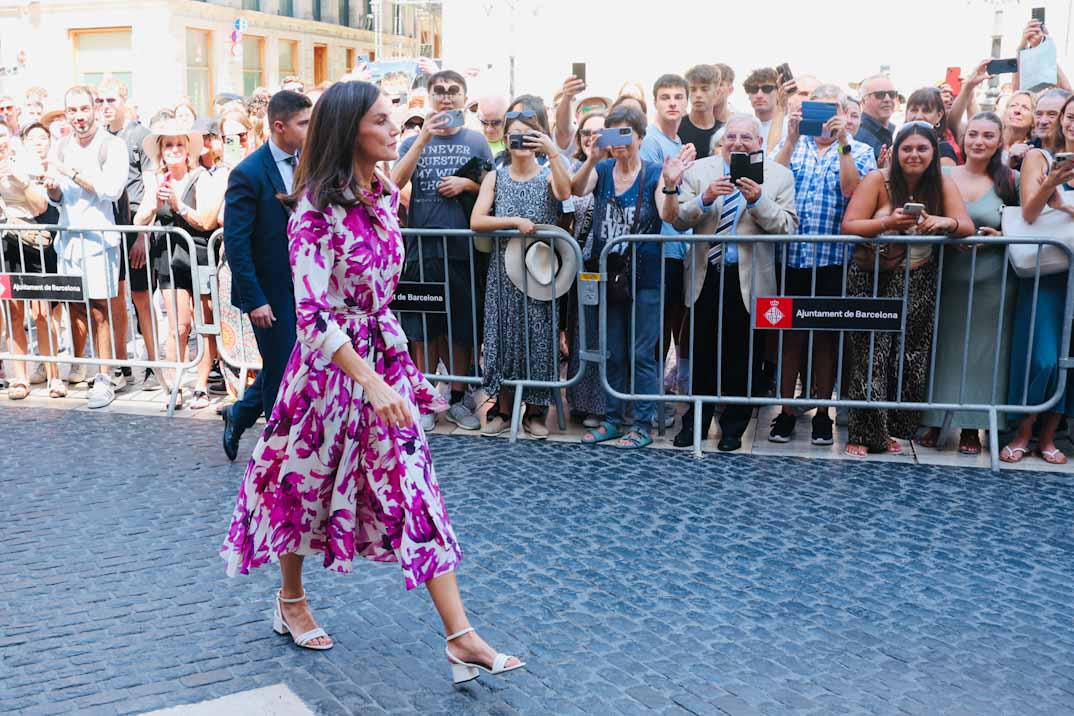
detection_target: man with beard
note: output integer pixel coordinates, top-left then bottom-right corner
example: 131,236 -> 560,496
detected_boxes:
45,85 -> 130,408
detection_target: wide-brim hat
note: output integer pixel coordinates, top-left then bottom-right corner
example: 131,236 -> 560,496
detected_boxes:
40,109 -> 66,128
503,227 -> 577,301
142,120 -> 204,168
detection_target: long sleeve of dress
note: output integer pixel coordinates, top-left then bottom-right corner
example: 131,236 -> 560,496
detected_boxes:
289,205 -> 351,361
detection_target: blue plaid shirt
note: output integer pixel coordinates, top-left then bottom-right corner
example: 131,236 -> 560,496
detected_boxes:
781,137 -> 876,268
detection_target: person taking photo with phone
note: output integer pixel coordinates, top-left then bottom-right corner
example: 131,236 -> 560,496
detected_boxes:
392,70 -> 493,434
470,109 -> 571,438
661,114 -> 799,451
770,84 -> 876,446
572,105 -> 674,450
841,122 -> 973,457
999,95 -> 1074,465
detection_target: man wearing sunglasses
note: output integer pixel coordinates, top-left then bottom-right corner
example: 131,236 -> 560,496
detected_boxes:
742,68 -> 787,152
392,69 -> 493,432
854,74 -> 898,161
0,96 -> 20,139
476,94 -> 509,158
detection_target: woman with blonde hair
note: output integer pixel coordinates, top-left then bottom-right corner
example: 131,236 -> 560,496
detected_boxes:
133,121 -> 226,409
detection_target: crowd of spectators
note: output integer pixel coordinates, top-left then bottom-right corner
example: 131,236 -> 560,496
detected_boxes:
2,17 -> 1073,466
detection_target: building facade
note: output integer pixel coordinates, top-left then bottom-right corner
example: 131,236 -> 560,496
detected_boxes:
0,0 -> 441,116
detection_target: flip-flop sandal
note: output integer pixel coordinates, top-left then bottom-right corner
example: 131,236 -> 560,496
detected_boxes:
614,429 -> 653,450
581,421 -> 623,445
887,439 -> 903,455
7,381 -> 29,400
844,444 -> 869,457
1000,445 -> 1028,463
1039,447 -> 1068,465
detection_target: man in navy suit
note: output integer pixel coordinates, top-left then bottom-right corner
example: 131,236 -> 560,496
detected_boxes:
221,90 -> 312,460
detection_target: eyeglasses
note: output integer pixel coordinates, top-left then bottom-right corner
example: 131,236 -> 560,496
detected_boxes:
744,84 -> 777,95
0,105 -> 13,112
479,119 -> 503,128
94,97 -> 119,106
868,90 -> 899,100
430,86 -> 463,98
724,133 -> 757,143
226,132 -> 249,142
505,109 -> 536,120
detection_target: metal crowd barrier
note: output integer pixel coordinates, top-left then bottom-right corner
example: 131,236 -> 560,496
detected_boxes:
597,234 -> 1074,470
399,227 -> 585,441
0,224 -> 219,416
206,229 -> 261,401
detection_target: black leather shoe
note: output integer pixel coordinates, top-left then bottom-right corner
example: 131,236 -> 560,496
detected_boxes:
673,426 -> 695,448
717,434 -> 742,452
222,406 -> 242,462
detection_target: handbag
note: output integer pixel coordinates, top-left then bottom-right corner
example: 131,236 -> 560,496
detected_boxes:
1001,201 -> 1074,278
605,164 -> 646,303
852,242 -> 908,272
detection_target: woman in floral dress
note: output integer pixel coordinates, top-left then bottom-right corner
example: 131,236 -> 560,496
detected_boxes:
220,81 -> 523,684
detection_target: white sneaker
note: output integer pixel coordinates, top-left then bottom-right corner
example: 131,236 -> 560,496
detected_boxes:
445,402 -> 480,430
421,412 -> 436,432
28,364 -> 47,384
67,363 -> 88,385
86,373 -> 115,409
111,370 -> 128,392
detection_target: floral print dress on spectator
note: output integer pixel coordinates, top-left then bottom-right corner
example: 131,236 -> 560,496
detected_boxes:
220,176 -> 461,590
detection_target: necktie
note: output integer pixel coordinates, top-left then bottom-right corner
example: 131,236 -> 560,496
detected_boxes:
707,190 -> 742,265
284,155 -> 298,168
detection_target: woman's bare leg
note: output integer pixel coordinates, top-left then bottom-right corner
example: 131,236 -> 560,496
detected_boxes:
277,554 -> 331,648
426,571 -> 521,668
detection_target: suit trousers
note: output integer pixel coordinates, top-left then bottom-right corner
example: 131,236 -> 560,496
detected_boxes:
681,263 -> 762,439
230,300 -> 298,431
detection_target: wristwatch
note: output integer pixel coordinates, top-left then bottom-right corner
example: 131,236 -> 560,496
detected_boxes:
661,185 -> 680,195
838,143 -> 852,156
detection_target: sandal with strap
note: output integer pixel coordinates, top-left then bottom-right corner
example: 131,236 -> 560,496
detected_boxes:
7,379 -> 29,400
1039,447 -> 1068,465
1000,445 -> 1028,463
445,627 -> 525,685
614,428 -> 653,450
581,420 -> 623,445
272,591 -> 333,650
189,389 -> 211,410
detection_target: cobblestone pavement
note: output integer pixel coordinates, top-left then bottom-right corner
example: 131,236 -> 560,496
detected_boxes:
3,405 -> 1074,716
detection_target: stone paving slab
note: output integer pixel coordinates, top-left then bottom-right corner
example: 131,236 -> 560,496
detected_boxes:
2,404 -> 1074,715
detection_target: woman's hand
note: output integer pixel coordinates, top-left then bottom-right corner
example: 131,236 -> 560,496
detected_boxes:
524,131 -> 559,157
883,208 -> 920,233
515,218 -> 536,234
662,153 -> 688,189
364,374 -> 414,428
919,211 -> 956,235
157,180 -> 179,211
876,144 -> 891,170
1045,160 -> 1074,189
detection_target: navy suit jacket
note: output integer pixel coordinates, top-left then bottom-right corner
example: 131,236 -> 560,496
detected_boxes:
224,143 -> 293,313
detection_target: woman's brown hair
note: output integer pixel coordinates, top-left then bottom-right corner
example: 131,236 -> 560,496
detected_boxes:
280,80 -> 382,212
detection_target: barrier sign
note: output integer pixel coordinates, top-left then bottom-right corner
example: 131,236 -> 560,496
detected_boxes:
390,282 -> 447,313
754,297 -> 904,331
0,273 -> 85,302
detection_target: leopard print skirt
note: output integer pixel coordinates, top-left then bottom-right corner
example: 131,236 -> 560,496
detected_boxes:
845,259 -> 938,451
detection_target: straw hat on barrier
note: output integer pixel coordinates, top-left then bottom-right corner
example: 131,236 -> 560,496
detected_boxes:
503,226 -> 577,301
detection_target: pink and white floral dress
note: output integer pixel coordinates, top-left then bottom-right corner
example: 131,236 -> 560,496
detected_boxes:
220,178 -> 459,590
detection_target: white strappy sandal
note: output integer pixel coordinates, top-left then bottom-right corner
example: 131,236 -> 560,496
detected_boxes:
271,591 -> 333,650
445,627 -> 525,684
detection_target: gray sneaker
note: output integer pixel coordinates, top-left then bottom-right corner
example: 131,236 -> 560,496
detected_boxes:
421,412 -> 436,432
86,373 -> 115,409
444,402 -> 480,430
